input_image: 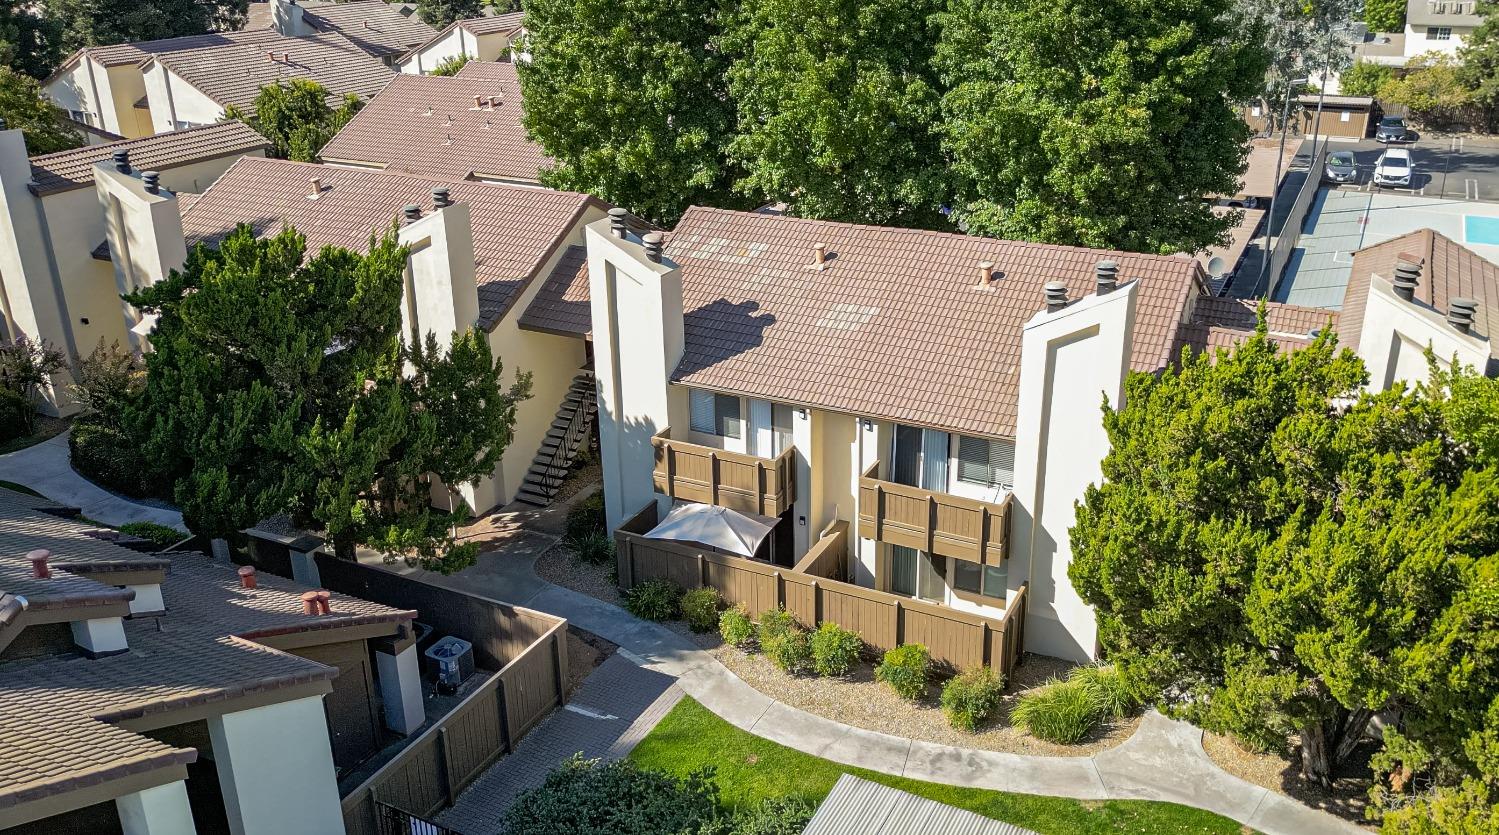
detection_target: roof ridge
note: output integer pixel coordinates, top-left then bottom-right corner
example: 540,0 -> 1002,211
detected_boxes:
29,120 -> 259,162
232,155 -> 587,200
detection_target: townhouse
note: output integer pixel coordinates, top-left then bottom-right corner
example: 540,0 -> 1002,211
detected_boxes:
1353,0 -> 1482,69
249,0 -> 437,64
0,486 -> 425,835
396,13 -> 528,74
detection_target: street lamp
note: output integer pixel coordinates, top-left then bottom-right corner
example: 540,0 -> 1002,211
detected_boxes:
1255,76 -> 1309,299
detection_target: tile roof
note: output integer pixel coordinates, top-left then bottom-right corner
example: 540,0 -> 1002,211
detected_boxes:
663,207 -> 1205,439
0,492 -> 414,812
399,13 -> 525,62
319,69 -> 547,183
518,245 -> 591,337
1172,296 -> 1339,360
454,59 -> 524,80
180,156 -> 599,328
301,1 -> 437,59
79,28 -> 292,68
149,30 -> 394,114
1342,228 -> 1498,374
27,122 -> 267,197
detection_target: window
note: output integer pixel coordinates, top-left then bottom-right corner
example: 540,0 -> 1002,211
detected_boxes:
891,546 -> 918,596
956,436 -> 1015,489
689,390 -> 742,439
1340,111 -> 1351,122
952,560 -> 1007,601
1431,26 -> 1453,39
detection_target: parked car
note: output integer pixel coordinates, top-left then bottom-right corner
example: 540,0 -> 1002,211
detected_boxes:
1376,115 -> 1412,143
1324,150 -> 1358,184
1373,148 -> 1413,188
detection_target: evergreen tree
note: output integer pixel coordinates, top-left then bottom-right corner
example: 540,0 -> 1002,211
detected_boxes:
50,0 -> 246,53
0,0 -> 59,78
224,80 -> 362,162
0,67 -> 82,153
415,0 -> 482,28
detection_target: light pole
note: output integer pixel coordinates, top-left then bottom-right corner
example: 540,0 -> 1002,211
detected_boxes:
1256,76 -> 1309,299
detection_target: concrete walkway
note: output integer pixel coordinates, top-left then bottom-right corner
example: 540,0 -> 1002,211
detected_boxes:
0,431 -> 184,529
393,537 -> 1363,835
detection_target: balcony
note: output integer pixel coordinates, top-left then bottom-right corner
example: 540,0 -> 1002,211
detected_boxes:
652,429 -> 796,518
857,463 -> 1010,565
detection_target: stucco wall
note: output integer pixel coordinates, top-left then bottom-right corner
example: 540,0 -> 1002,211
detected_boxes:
399,29 -> 513,74
144,66 -> 225,134
105,65 -> 153,138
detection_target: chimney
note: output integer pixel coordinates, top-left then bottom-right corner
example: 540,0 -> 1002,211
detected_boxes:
314,589 -> 331,615
309,176 -> 322,198
489,95 -> 501,108
432,187 -> 451,209
403,203 -> 422,224
642,231 -> 664,263
1448,297 -> 1478,334
28,549 -> 50,579
1393,258 -> 1422,302
474,95 -> 483,109
807,243 -> 828,271
141,170 -> 160,195
301,590 -> 319,616
237,565 -> 257,590
608,207 -> 630,238
1095,260 -> 1119,295
976,260 -> 995,287
112,149 -> 130,174
1044,281 -> 1069,313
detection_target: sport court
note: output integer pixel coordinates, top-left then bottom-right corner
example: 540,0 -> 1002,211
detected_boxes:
1272,189 -> 1499,309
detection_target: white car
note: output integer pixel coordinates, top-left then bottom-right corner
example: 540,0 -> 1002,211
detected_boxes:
1373,149 -> 1413,188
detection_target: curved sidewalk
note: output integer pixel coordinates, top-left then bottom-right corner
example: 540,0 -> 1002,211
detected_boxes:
0,431 -> 184,529
406,545 -> 1362,835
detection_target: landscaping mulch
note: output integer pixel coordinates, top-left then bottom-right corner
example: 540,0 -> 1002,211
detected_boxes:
536,540 -> 622,605
1202,732 -> 1376,829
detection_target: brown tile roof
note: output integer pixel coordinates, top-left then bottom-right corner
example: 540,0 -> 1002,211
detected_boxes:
319,70 -> 547,183
1342,229 -> 1498,374
1172,296 -> 1339,359
518,245 -> 591,337
0,488 -> 163,612
302,0 -> 437,59
663,207 -> 1205,439
454,59 -> 524,80
180,156 -> 600,328
148,31 -> 395,114
27,122 -> 267,197
79,28 -> 291,68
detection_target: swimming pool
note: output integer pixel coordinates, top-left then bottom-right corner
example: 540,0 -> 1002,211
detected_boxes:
1465,214 -> 1499,245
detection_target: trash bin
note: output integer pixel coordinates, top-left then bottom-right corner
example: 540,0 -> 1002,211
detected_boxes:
424,636 -> 474,695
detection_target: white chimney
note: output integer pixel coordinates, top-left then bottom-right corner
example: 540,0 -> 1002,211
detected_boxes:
270,0 -> 312,37
94,160 -> 187,352
397,198 -> 480,353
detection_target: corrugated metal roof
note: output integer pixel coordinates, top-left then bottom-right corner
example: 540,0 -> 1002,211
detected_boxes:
803,775 -> 1038,835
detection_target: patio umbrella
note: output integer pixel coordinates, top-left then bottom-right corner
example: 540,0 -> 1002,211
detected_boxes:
643,503 -> 777,559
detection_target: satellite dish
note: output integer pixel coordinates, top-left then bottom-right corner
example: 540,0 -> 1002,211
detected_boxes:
1206,256 -> 1227,278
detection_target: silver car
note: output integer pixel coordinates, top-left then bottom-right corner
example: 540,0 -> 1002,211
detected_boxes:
1324,150 -> 1358,184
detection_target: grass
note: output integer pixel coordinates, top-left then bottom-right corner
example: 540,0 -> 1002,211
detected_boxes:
630,697 -> 1251,835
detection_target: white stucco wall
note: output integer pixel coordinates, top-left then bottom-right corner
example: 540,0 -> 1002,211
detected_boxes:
1403,25 -> 1474,57
106,64 -> 154,138
208,695 -> 345,835
399,29 -> 514,74
143,65 -> 225,134
1356,275 -> 1490,390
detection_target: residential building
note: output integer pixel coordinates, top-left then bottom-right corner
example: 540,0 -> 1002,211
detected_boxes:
319,63 -> 547,186
396,13 -> 528,74
43,28 -> 393,139
249,0 -> 437,64
0,485 -> 425,835
586,208 -> 1492,662
0,121 -> 267,412
1352,0 -> 1482,68
97,154 -> 611,513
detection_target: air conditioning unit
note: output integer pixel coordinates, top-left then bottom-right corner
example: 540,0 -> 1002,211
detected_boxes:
424,636 -> 474,695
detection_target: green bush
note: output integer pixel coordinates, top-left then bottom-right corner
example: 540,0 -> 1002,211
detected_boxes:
762,626 -> 812,675
70,422 -> 158,497
1068,664 -> 1138,721
719,606 -> 755,648
809,622 -> 862,677
565,530 -> 615,566
941,667 -> 1004,732
565,490 -> 607,540
429,54 -> 470,77
503,754 -> 718,835
1340,61 -> 1396,98
119,522 -> 185,549
1012,678 -> 1099,744
681,587 -> 722,632
875,643 -> 931,701
699,797 -> 815,835
0,388 -> 28,444
624,577 -> 681,621
755,607 -> 797,646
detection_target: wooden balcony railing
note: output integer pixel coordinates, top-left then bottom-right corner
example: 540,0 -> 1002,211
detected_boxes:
857,462 -> 1010,565
651,430 -> 796,518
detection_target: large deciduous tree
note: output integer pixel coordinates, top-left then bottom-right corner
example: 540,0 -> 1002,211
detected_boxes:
0,67 -> 82,153
0,1 -> 58,78
414,0 -> 482,28
224,79 -> 362,162
50,0 -> 246,53
934,0 -> 1268,254
125,224 -> 527,572
719,0 -> 948,226
517,0 -> 738,225
1069,320 -> 1499,800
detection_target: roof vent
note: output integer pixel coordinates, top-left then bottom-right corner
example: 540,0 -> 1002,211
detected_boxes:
608,207 -> 629,238
1095,260 -> 1119,294
642,232 -> 665,263
1449,297 -> 1478,334
1393,257 -> 1423,302
474,95 -> 483,109
308,176 -> 322,199
976,260 -> 995,288
806,243 -> 829,272
403,204 -> 422,224
1044,281 -> 1069,313
237,565 -> 257,590
28,549 -> 50,579
112,149 -> 130,174
443,133 -> 453,146
489,95 -> 501,108
482,119 -> 492,130
432,187 -> 451,209
301,590 -> 319,615
141,170 -> 160,195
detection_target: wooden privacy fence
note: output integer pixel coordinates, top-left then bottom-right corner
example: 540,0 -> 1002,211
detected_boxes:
616,503 -> 1027,678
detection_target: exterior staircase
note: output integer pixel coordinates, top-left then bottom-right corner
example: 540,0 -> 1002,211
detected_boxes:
515,370 -> 597,506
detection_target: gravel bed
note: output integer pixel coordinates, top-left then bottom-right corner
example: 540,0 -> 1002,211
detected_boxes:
713,646 -> 1139,756
1203,732 -> 1376,828
536,541 -> 621,605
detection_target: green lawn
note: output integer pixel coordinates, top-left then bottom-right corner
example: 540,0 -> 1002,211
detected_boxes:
630,697 -> 1249,835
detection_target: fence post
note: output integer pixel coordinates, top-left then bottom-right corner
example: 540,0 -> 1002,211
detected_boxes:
982,621 -> 993,670
551,631 -> 564,704
437,727 -> 455,807
496,676 -> 512,753
774,570 -> 784,611
926,495 -> 937,556
697,553 -> 706,587
810,580 -> 820,626
893,598 -> 902,647
709,452 -> 719,506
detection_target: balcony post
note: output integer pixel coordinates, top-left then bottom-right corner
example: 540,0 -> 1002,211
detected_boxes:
709,451 -> 719,507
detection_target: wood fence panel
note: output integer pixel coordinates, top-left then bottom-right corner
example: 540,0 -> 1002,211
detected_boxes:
902,607 -> 982,671
501,629 -> 564,741
780,573 -> 816,627
817,583 -> 898,653
444,688 -> 504,791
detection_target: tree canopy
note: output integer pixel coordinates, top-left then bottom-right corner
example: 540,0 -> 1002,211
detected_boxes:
224,79 -> 362,162
1340,61 -> 1397,98
0,66 -> 82,153
123,224 -> 528,572
1069,318 -> 1499,818
414,0 -> 482,28
1364,0 -> 1407,33
49,0 -> 246,54
0,1 -> 58,78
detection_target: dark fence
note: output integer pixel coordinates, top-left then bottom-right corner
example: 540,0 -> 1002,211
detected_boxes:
375,801 -> 461,835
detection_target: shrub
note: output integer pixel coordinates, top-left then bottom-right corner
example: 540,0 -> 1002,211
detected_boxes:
1068,664 -> 1138,721
875,644 -> 930,701
0,388 -> 28,444
119,522 -> 185,549
623,577 -> 680,621
566,531 -> 615,566
70,423 -> 158,497
429,54 -> 470,77
762,627 -> 812,675
699,797 -> 815,835
809,622 -> 861,677
566,490 -> 606,540
69,341 -> 142,429
1339,61 -> 1395,98
941,667 -> 1004,732
719,606 -> 755,648
1011,678 -> 1099,744
502,754 -> 718,835
681,587 -> 722,632
756,607 -> 797,645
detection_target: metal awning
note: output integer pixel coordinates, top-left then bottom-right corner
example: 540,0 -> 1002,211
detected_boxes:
643,503 -> 777,559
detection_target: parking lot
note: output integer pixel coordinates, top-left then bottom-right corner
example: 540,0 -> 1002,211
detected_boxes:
1326,133 -> 1499,201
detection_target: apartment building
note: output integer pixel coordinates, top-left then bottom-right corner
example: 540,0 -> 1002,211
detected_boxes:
586,208 -> 1492,662
0,486 -> 425,835
249,0 -> 437,64
1352,0 -> 1482,68
396,13 -> 528,74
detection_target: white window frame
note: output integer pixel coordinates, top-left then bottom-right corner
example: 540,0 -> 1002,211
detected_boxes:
1430,26 -> 1454,40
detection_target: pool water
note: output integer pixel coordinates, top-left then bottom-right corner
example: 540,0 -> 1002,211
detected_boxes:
1465,214 -> 1499,245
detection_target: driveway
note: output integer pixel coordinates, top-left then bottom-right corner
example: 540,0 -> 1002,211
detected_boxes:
1324,134 -> 1499,201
